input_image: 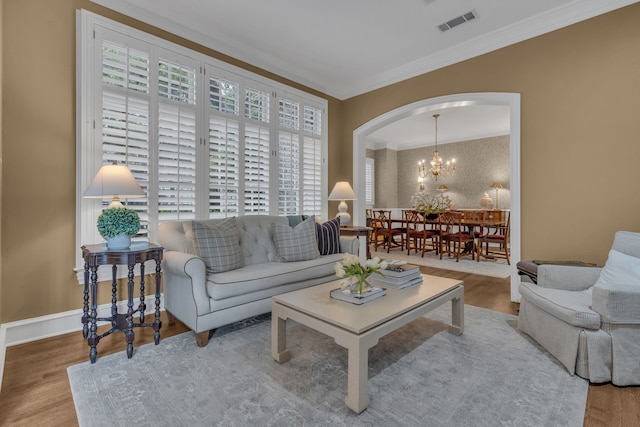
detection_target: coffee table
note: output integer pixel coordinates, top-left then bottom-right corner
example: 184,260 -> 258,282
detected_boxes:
271,274 -> 464,413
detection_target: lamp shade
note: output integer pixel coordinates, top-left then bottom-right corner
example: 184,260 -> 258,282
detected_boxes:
328,181 -> 356,200
491,182 -> 504,190
437,184 -> 448,192
83,162 -> 145,208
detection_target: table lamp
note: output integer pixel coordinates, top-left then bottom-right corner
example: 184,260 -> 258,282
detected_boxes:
491,182 -> 504,209
328,181 -> 357,226
83,162 -> 145,208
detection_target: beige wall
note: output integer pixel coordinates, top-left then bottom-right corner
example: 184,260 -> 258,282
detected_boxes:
0,0 -> 340,323
2,0 -> 640,323
343,3 -> 640,265
375,135 -> 511,209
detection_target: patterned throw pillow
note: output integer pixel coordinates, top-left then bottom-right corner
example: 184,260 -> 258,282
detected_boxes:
316,217 -> 341,255
272,216 -> 320,262
190,218 -> 243,273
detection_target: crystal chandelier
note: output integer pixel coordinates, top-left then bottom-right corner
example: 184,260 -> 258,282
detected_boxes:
418,113 -> 456,181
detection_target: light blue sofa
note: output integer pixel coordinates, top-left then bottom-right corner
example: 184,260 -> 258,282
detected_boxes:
158,215 -> 357,346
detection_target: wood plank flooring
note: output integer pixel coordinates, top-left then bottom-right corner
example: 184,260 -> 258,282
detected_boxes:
0,266 -> 637,426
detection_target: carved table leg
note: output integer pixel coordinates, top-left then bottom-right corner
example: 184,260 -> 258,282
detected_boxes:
88,266 -> 99,364
154,258 -> 162,345
138,263 -> 146,323
82,261 -> 89,339
126,263 -> 135,359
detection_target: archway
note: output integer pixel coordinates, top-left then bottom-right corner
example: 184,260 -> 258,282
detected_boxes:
352,93 -> 521,301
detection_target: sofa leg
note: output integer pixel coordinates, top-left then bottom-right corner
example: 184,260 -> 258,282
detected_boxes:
195,329 -> 216,347
166,310 -> 176,326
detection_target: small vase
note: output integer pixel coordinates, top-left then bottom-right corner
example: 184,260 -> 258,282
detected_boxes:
106,233 -> 131,250
349,275 -> 373,295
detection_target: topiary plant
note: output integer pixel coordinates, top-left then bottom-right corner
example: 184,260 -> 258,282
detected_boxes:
97,207 -> 141,238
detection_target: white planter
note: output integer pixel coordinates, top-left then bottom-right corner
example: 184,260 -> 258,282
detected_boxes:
106,233 -> 131,250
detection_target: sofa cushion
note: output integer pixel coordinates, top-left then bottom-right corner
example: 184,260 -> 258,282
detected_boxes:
206,252 -> 343,300
190,218 -> 243,274
519,282 -> 601,329
272,216 -> 320,262
316,217 -> 341,255
595,249 -> 640,287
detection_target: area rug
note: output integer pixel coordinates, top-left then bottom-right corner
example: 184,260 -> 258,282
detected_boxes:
68,305 -> 587,427
372,248 -> 512,278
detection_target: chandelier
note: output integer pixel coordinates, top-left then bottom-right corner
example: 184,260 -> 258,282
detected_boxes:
418,113 -> 456,181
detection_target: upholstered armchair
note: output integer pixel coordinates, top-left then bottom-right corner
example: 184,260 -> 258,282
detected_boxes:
518,231 -> 640,385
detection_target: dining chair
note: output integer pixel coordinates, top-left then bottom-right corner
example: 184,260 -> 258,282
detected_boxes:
371,209 -> 404,253
477,211 -> 510,264
438,211 -> 476,262
404,209 -> 438,257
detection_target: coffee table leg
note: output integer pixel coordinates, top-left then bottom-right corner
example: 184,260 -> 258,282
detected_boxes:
448,289 -> 464,335
271,304 -> 291,363
336,335 -> 378,414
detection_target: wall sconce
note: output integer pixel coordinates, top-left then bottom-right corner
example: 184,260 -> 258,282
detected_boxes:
491,182 -> 504,209
418,176 -> 425,190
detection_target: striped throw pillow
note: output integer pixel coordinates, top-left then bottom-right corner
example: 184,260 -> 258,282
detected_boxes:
316,218 -> 341,255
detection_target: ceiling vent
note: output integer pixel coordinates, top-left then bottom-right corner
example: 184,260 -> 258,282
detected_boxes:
438,10 -> 477,32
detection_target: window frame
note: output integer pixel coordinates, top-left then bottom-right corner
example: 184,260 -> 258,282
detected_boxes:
75,10 -> 328,282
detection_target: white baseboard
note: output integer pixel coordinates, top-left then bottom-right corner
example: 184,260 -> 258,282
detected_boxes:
0,294 -> 165,393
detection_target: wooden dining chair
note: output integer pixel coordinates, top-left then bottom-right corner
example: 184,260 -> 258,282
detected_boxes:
438,211 -> 476,262
371,209 -> 404,253
404,209 -> 438,257
477,211 -> 511,264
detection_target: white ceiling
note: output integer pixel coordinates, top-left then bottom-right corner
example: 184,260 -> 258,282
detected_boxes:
91,0 -> 638,100
89,0 -> 637,147
367,105 -> 511,150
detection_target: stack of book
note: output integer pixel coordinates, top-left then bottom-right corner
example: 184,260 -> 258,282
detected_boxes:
370,262 -> 422,289
330,286 -> 386,305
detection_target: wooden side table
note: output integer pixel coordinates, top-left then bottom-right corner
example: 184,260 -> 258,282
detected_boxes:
81,242 -> 163,364
340,226 -> 373,261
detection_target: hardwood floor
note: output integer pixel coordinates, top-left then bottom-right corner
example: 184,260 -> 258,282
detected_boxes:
0,267 -> 637,426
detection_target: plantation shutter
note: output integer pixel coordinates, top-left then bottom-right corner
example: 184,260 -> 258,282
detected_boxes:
243,87 -> 271,214
302,106 -> 322,215
157,56 -> 198,221
365,158 -> 375,207
100,40 -> 151,239
278,98 -> 300,215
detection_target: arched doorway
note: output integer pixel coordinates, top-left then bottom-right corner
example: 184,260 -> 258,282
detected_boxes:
352,93 -> 521,301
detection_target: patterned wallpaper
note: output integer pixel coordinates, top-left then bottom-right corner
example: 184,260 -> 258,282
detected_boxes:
370,135 -> 510,210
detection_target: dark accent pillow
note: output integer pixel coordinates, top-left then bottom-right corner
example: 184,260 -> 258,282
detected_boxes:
316,217 -> 341,255
190,218 -> 243,273
272,216 -> 320,262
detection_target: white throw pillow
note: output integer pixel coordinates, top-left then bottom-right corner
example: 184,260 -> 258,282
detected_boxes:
595,249 -> 640,287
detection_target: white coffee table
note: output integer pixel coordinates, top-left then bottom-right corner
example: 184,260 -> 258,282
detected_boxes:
271,274 -> 464,413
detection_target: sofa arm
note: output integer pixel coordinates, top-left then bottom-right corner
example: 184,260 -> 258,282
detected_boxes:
537,265 -> 602,291
593,283 -> 640,324
340,235 -> 359,255
162,251 -> 209,317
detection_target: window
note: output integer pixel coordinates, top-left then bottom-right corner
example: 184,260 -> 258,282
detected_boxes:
365,158 -> 375,207
76,11 -> 327,281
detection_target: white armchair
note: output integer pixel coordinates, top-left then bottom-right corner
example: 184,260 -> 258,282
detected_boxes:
518,231 -> 640,385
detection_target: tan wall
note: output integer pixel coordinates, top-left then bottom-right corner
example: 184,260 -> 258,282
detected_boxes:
0,0 -> 340,323
2,0 -> 640,323
343,3 -> 640,264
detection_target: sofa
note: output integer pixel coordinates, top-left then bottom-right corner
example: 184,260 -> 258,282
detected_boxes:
158,215 -> 357,346
518,231 -> 640,385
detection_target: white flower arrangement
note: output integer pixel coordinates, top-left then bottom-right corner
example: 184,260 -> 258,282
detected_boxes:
334,254 -> 388,293
409,190 -> 452,214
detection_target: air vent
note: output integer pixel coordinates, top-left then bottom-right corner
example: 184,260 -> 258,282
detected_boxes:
438,10 -> 477,32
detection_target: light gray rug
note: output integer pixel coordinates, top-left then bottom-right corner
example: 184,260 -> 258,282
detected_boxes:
68,305 -> 587,427
375,249 -> 511,278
